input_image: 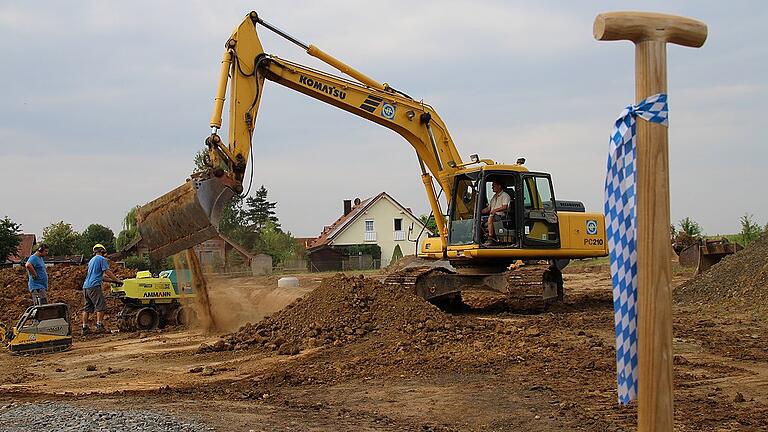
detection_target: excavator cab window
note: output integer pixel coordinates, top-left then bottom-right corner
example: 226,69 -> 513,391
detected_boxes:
448,173 -> 480,245
522,174 -> 560,247
482,174 -> 519,246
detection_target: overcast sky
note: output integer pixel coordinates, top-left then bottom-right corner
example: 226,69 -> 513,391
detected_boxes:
1,1 -> 765,239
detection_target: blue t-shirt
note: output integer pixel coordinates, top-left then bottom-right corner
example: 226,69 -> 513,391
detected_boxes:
83,255 -> 109,289
26,254 -> 48,291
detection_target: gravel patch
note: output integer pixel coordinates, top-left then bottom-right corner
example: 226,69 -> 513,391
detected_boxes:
0,402 -> 213,432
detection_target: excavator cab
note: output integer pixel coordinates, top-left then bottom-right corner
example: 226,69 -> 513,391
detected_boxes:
448,168 -> 561,257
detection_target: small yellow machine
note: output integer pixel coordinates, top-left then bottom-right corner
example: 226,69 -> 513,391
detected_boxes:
0,303 -> 72,355
111,270 -> 196,331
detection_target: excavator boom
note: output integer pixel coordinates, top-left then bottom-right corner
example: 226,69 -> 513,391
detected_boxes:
135,11 -> 462,258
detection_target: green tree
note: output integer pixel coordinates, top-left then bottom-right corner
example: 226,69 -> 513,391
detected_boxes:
419,214 -> 443,237
42,221 -> 81,256
678,217 -> 703,238
78,224 -> 116,255
192,148 -> 209,173
115,206 -> 140,251
219,196 -> 246,235
0,216 -> 22,262
124,254 -> 169,274
391,244 -> 404,263
243,185 -> 280,232
740,213 -> 762,245
253,221 -> 295,265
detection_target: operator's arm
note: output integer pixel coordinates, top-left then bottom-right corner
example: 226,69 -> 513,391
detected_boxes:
491,193 -> 511,215
25,260 -> 37,279
104,269 -> 120,282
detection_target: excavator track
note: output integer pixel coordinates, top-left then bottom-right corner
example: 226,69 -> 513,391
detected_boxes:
384,260 -> 564,306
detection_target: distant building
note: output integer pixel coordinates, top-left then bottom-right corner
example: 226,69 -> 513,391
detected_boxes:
2,233 -> 37,267
192,232 -> 256,272
308,192 -> 431,271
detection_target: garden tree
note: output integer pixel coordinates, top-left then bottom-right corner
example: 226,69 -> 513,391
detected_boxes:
0,216 -> 22,262
42,221 -> 81,256
123,254 -> 169,274
739,213 -> 762,245
678,217 -> 703,238
253,220 -> 295,265
391,244 -> 404,263
672,217 -> 703,254
218,196 -> 246,235
419,214 -> 441,237
192,149 -> 208,172
243,185 -> 280,232
115,206 -> 140,251
78,224 -> 116,255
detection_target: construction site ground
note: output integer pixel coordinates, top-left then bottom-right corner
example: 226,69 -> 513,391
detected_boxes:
1,262 -> 766,431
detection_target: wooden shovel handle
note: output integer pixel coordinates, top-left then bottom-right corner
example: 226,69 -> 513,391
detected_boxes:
594,12 -> 707,47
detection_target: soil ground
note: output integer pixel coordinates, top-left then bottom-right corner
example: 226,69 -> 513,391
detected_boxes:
1,264 -> 766,431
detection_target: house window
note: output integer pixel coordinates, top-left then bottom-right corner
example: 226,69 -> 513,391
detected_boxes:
364,220 -> 376,242
393,218 -> 404,241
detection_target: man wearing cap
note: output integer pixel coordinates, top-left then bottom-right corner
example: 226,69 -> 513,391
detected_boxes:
82,244 -> 120,334
25,243 -> 50,306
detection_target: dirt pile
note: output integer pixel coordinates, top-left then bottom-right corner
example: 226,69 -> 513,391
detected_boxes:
675,234 -> 768,316
380,254 -> 421,274
200,274 -> 457,354
0,264 -> 136,328
197,274 -> 569,382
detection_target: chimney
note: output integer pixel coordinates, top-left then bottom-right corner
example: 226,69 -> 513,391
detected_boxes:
343,199 -> 352,216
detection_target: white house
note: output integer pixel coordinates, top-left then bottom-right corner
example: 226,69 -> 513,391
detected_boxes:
308,192 -> 432,270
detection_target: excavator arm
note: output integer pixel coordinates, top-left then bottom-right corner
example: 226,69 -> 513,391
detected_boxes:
135,12 -> 469,258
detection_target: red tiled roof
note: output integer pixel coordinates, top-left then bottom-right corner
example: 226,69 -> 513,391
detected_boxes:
308,192 -> 426,250
7,234 -> 36,262
295,237 -> 317,249
308,194 -> 379,250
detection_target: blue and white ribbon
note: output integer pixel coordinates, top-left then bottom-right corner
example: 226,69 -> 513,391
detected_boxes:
604,93 -> 668,405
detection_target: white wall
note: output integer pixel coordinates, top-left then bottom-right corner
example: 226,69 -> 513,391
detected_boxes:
332,196 -> 430,265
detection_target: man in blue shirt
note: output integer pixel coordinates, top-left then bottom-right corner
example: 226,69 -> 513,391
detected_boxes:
82,243 -> 121,334
25,243 -> 50,306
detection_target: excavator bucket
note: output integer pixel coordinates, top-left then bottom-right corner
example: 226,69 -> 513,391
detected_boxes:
136,176 -> 236,259
678,239 -> 743,275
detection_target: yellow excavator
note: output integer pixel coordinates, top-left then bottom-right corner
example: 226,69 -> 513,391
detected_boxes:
134,12 -> 607,303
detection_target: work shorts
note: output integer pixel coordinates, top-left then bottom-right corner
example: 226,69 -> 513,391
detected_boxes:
83,286 -> 106,313
31,289 -> 48,306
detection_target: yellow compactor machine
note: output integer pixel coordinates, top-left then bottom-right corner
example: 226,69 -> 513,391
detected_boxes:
1,303 -> 72,355
132,12 -> 608,304
111,270 -> 196,331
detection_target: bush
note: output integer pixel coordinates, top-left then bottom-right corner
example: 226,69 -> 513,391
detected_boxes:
335,244 -> 382,260
0,216 -> 22,263
740,213 -> 762,245
123,255 -> 169,275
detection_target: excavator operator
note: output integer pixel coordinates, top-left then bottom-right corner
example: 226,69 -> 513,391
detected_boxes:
481,179 -> 511,245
